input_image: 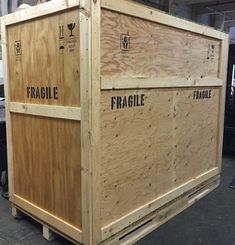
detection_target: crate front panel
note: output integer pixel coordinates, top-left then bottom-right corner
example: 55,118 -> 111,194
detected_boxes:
11,114 -> 82,228
100,87 -> 220,227
101,9 -> 220,81
7,9 -> 80,107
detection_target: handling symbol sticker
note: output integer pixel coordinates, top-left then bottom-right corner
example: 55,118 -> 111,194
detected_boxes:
67,23 -> 76,37
59,25 -> 65,50
120,33 -> 130,51
58,22 -> 78,53
207,44 -> 215,62
15,40 -> 22,56
67,22 -> 78,53
59,25 -> 64,39
59,40 -> 65,50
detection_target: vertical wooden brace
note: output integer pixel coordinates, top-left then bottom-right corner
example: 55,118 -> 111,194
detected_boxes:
217,37 -> 229,171
90,0 -> 101,244
80,0 -> 101,244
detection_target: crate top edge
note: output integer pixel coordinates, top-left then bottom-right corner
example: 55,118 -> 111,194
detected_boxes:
1,0 -> 80,27
0,0 -> 228,42
101,0 -> 228,41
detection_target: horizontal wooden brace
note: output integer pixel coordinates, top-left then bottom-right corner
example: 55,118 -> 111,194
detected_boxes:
9,102 -> 81,121
101,0 -> 227,41
1,0 -> 80,26
101,167 -> 219,240
101,77 -> 223,90
12,195 -> 82,243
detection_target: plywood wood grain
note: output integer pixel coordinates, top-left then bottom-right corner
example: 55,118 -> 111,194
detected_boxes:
11,114 -> 81,228
101,9 -> 220,83
7,9 -> 80,106
100,87 -> 220,227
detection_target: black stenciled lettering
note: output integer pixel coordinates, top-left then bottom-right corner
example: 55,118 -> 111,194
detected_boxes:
209,90 -> 212,98
36,87 -> 40,99
117,96 -> 122,109
46,87 -> 49,99
54,87 -> 58,100
202,90 -> 207,99
193,90 -> 212,100
110,94 -> 145,110
137,95 -> 141,106
41,87 -> 45,99
111,97 -> 116,110
141,94 -> 145,106
26,86 -> 59,100
203,91 -> 206,99
122,96 -> 127,108
134,94 -> 137,107
31,87 -> 36,98
27,87 -> 30,98
48,87 -> 52,99
199,91 -> 202,99
128,95 -> 133,107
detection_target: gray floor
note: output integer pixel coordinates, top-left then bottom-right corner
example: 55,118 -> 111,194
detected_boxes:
1,155 -> 235,245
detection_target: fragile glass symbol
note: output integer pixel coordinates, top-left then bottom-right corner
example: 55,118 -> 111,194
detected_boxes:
67,23 -> 76,37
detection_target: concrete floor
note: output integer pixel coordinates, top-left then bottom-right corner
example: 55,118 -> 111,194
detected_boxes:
0,155 -> 235,245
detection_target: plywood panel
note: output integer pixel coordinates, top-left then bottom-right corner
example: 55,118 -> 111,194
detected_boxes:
11,114 -> 81,228
1,0 -> 228,243
101,9 -> 220,83
7,9 -> 80,106
100,87 -> 220,227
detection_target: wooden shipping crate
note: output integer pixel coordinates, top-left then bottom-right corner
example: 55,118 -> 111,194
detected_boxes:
1,0 -> 229,244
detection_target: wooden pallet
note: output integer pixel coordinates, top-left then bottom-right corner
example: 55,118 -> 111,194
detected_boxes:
12,205 -> 76,244
102,175 -> 219,244
12,175 -> 219,245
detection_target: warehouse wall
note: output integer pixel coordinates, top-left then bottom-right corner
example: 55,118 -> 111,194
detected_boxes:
0,0 -> 32,15
230,27 -> 235,44
19,0 -> 37,5
0,0 -> 41,15
169,2 -> 192,20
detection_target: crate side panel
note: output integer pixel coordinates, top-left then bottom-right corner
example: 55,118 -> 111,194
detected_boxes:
7,9 -> 80,106
100,87 -> 220,227
101,9 -> 220,81
11,114 -> 81,228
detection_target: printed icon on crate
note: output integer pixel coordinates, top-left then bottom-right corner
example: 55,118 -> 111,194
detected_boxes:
207,44 -> 215,62
67,23 -> 76,37
120,33 -> 130,51
59,25 -> 64,39
58,22 -> 78,53
59,25 -> 65,50
15,40 -> 22,56
59,41 -> 65,50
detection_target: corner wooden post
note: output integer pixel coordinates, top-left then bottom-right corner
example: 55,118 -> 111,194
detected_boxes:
80,0 -> 101,244
1,18 -> 14,202
217,37 -> 229,172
